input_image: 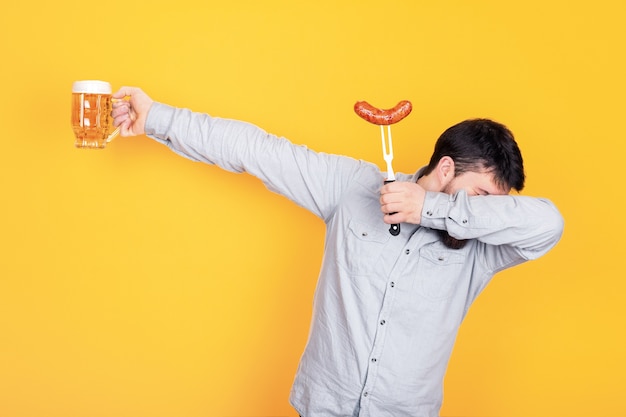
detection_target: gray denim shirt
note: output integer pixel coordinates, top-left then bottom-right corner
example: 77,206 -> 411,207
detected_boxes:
145,103 -> 564,417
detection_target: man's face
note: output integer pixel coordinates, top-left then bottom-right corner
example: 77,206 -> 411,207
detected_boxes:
442,170 -> 511,197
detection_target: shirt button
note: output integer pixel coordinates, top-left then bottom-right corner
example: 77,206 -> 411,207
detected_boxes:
405,249 -> 410,255
380,320 -> 386,325
363,392 -> 369,397
390,282 -> 395,287
371,358 -> 377,362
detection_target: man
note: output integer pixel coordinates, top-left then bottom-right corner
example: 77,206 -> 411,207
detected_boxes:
112,87 -> 564,417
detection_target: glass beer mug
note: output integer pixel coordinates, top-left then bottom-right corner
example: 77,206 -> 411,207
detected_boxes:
71,80 -> 119,149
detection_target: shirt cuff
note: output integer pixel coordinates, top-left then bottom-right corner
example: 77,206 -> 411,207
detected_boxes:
145,102 -> 176,139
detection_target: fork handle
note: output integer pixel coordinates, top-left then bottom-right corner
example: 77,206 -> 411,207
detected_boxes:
384,179 -> 401,236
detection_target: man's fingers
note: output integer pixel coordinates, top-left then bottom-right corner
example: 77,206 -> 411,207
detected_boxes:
112,86 -> 142,100
119,119 -> 134,137
383,211 -> 403,225
111,102 -> 129,117
380,190 -> 404,206
381,201 -> 401,215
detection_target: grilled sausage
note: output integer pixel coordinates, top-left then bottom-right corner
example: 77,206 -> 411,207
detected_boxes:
354,100 -> 412,125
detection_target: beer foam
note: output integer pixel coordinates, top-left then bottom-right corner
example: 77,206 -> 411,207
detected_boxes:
72,80 -> 112,94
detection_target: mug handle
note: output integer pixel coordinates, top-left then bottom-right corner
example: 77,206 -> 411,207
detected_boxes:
106,126 -> 120,143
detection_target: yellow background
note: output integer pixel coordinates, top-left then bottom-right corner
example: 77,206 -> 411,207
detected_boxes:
1,1 -> 624,416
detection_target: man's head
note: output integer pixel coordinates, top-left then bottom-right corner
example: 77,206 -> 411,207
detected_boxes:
418,118 -> 525,249
421,118 -> 525,194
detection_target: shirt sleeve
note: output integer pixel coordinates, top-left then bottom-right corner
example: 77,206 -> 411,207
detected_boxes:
420,190 -> 564,267
144,102 -> 365,221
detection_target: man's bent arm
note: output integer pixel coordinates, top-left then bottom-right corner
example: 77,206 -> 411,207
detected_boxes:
420,190 -> 564,262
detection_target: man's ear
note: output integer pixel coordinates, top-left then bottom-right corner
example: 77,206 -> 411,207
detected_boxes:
437,156 -> 455,188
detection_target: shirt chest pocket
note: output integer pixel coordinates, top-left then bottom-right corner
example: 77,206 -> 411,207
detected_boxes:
339,219 -> 391,276
414,247 -> 466,300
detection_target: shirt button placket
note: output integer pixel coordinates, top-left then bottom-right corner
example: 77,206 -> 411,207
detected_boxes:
362,243 -> 408,411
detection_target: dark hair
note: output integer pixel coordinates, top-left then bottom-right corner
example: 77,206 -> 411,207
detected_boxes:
423,118 -> 525,191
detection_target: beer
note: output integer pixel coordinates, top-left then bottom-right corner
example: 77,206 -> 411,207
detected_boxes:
71,80 -> 119,149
